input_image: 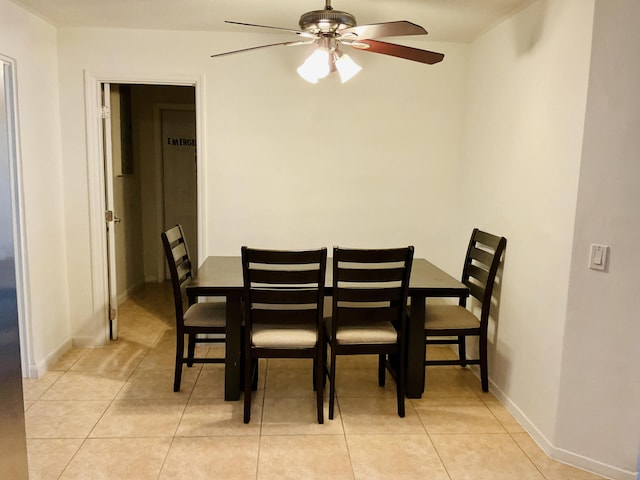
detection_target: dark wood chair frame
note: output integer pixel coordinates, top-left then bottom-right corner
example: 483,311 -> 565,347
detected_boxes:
161,225 -> 226,392
326,246 -> 414,419
424,228 -> 507,392
241,247 -> 327,424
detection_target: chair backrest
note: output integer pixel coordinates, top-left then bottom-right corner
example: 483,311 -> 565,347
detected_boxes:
241,247 -> 327,335
331,247 -> 414,337
161,224 -> 192,320
461,228 -> 507,322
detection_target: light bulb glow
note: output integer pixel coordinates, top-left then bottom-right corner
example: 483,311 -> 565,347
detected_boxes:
334,53 -> 361,83
297,48 -> 331,83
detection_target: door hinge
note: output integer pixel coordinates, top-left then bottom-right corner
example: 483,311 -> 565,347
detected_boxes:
109,307 -> 117,321
105,210 -> 113,222
100,105 -> 110,119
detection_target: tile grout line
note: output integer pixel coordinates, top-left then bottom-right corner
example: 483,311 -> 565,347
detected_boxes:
155,354 -> 203,479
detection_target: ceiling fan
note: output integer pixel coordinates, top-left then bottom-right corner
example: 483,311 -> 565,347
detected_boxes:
210,0 -> 445,83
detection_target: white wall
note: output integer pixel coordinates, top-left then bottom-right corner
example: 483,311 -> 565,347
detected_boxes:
55,27 -> 469,343
557,1 -> 640,477
460,0 -> 597,467
0,0 -> 70,376
463,1 -> 638,478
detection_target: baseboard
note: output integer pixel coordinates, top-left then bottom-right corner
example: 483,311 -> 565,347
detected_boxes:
28,337 -> 74,378
72,334 -> 108,348
481,370 -> 637,480
117,280 -> 146,306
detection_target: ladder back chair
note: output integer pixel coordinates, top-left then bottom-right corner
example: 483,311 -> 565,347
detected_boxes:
424,228 -> 507,391
241,246 -> 327,424
161,225 -> 226,392
326,246 -> 414,419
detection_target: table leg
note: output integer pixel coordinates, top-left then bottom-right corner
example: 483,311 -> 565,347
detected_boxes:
406,294 -> 426,398
224,293 -> 242,401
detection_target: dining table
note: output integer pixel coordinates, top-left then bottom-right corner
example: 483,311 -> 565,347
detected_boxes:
186,255 -> 469,401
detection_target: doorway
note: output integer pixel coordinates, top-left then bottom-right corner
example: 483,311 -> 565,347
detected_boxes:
105,84 -> 197,338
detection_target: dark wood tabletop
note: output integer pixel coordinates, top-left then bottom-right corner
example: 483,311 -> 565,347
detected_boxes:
188,256 -> 465,295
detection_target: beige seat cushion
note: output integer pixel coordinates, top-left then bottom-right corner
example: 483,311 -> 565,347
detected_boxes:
252,323 -> 317,348
325,317 -> 397,345
425,304 -> 480,330
184,301 -> 226,328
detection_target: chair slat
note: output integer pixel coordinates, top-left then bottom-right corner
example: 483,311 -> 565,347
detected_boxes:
172,243 -> 188,262
337,306 -> 399,323
336,248 -> 410,263
250,268 -> 321,285
250,288 -> 319,305
337,267 -> 406,283
468,246 -> 493,267
245,249 -> 323,264
467,282 -> 485,302
176,260 -> 191,280
474,230 -> 502,249
466,263 -> 489,285
253,309 -> 318,324
337,286 -> 403,303
164,226 -> 182,245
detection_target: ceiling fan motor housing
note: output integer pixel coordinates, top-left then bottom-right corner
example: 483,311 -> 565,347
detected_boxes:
299,9 -> 356,33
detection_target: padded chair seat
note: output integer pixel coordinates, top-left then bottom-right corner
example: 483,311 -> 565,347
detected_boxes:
425,304 -> 480,330
325,317 -> 398,345
252,323 -> 317,348
184,302 -> 226,328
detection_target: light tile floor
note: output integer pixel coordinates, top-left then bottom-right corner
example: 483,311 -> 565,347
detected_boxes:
23,283 -> 606,480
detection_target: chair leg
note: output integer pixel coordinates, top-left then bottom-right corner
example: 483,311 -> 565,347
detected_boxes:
174,333 -> 184,392
312,358 -> 317,391
251,359 -> 259,391
322,338 -> 328,387
186,334 -> 196,367
316,350 -> 324,424
328,348 -> 337,420
378,354 -> 386,386
396,349 -> 407,418
479,334 -> 489,392
244,353 -> 253,423
458,335 -> 467,367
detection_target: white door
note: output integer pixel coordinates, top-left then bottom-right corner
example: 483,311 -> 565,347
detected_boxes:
162,109 -> 197,267
101,83 -> 119,340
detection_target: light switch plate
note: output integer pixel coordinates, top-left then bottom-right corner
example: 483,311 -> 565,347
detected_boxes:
589,244 -> 609,271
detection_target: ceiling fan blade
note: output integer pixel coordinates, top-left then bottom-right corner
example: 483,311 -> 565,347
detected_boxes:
211,40 -> 312,58
225,21 -> 317,39
351,39 -> 444,65
339,21 -> 427,40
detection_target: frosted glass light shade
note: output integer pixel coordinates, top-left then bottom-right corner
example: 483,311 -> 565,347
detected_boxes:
297,48 -> 331,83
334,53 -> 361,83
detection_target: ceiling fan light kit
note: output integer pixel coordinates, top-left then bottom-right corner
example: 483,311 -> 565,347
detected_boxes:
211,0 -> 444,84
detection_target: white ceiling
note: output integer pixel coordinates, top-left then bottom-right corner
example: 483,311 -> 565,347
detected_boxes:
10,0 -> 534,43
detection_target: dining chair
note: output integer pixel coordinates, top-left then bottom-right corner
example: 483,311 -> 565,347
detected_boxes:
241,246 -> 327,424
423,228 -> 507,392
161,225 -> 226,392
325,246 -> 414,419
